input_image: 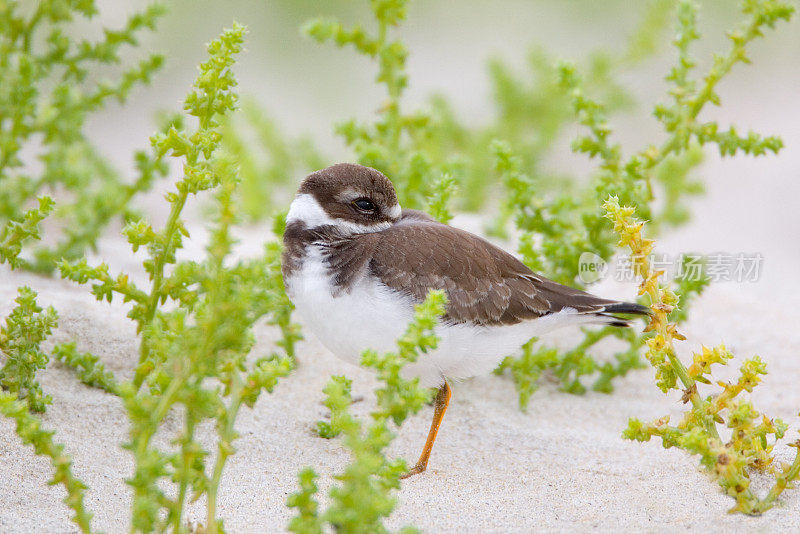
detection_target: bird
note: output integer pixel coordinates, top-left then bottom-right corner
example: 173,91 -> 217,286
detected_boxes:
282,163 -> 649,478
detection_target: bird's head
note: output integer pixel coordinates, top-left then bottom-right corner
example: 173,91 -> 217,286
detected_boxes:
286,163 -> 402,234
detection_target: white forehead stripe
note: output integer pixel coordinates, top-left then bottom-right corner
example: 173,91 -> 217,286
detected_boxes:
286,193 -> 393,235
287,194 -> 332,227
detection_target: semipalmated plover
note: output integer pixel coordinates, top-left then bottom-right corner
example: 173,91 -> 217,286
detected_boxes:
282,163 -> 648,477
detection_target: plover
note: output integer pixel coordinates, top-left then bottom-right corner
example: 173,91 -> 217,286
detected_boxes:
282,163 -> 648,477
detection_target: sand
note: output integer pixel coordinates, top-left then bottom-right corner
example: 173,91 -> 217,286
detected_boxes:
2,190 -> 800,534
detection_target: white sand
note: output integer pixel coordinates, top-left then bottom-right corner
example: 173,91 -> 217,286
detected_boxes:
2,191 -> 800,534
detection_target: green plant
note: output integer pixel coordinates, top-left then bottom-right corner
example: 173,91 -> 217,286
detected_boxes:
303,0 -> 461,211
0,0 -> 167,272
0,286 -> 58,412
0,392 -> 93,531
492,136 -> 707,405
495,0 -> 791,407
3,23 -> 300,533
605,196 -> 800,515
288,291 -> 445,533
0,197 -> 55,268
0,288 -> 90,532
58,24 -> 301,533
221,97 -> 326,222
315,374 -> 353,439
420,0 -> 680,216
424,173 -> 458,224
53,342 -> 118,395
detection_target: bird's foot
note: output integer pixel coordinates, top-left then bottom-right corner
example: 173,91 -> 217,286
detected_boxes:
400,463 -> 426,479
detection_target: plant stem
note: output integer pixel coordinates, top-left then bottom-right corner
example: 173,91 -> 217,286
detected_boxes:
22,5 -> 43,52
666,350 -> 720,440
756,446 -> 800,513
172,412 -> 197,532
206,374 -> 244,533
134,190 -> 189,387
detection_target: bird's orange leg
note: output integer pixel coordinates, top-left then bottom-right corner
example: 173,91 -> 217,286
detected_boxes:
400,381 -> 451,479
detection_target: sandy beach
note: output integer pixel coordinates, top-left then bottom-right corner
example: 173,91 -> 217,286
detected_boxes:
3,1 -> 800,532
2,180 -> 799,533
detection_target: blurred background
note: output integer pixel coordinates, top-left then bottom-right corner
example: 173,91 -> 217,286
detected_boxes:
3,5 -> 799,529
80,0 -> 798,297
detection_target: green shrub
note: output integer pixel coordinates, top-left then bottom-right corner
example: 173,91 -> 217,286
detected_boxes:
606,197 -> 800,515
495,0 -> 789,405
3,23 -> 299,533
0,1 -> 167,272
0,286 -> 58,412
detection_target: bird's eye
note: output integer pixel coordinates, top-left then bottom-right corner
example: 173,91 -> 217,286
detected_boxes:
353,198 -> 376,212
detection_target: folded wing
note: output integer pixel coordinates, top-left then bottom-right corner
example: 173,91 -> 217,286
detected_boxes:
328,215 -> 647,326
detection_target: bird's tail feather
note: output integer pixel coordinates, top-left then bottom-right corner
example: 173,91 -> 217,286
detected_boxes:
580,301 -> 651,328
600,302 -> 651,316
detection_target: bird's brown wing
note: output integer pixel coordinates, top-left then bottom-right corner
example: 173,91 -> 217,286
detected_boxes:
327,217 -> 629,326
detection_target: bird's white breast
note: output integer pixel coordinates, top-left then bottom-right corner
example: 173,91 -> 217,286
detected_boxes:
285,245 -> 414,365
